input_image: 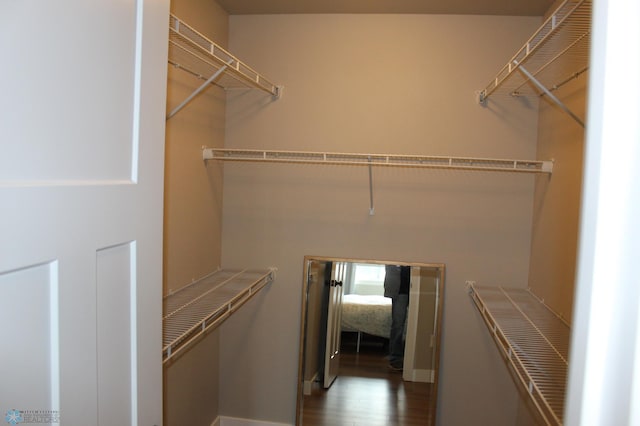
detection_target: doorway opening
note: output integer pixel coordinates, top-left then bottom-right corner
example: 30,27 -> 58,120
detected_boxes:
297,256 -> 444,425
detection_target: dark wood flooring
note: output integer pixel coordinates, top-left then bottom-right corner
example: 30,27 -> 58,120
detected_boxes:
302,335 -> 435,425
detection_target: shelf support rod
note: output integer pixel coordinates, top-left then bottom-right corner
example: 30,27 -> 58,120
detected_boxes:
166,60 -> 233,120
517,63 -> 585,128
368,156 -> 375,215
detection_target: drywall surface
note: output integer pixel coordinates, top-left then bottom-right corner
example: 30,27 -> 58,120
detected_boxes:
164,0 -> 229,295
528,77 -> 587,322
165,332 -> 221,426
163,0 -> 228,425
220,14 -> 541,425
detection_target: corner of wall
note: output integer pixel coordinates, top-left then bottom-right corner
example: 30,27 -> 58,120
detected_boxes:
163,1 -> 229,425
527,77 -> 587,322
164,0 -> 229,295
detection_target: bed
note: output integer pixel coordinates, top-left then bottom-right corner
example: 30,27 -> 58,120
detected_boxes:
341,294 -> 392,350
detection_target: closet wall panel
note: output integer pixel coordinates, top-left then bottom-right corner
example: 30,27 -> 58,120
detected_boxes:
164,0 -> 228,295
163,0 -> 229,425
528,77 -> 587,322
221,14 -> 542,425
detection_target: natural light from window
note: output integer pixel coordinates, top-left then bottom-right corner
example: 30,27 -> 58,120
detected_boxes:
352,263 -> 386,296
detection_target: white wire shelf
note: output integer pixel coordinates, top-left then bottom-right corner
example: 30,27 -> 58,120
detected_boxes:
163,268 -> 275,364
168,14 -> 281,98
468,284 -> 571,425
479,0 -> 591,102
203,148 -> 554,174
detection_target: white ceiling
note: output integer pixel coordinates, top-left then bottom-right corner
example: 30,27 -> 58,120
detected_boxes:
216,0 -> 556,16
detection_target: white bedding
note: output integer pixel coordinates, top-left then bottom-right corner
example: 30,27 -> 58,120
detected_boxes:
341,294 -> 391,338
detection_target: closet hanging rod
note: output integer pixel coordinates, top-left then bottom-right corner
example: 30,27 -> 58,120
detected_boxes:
203,148 -> 554,174
548,66 -> 589,94
168,14 -> 282,98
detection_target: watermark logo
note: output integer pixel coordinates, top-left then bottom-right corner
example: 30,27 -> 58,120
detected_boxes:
4,410 -> 23,426
4,409 -> 59,425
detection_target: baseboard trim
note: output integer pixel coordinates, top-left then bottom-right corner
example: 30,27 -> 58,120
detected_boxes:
303,370 -> 319,395
404,368 -> 435,383
219,416 -> 292,426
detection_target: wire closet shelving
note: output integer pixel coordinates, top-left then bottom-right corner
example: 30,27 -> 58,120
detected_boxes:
167,14 -> 282,119
163,268 -> 275,364
203,148 -> 554,174
478,0 -> 591,127
204,148 -> 554,215
468,284 -> 571,425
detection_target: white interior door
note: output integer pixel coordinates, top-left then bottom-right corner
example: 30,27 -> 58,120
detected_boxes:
324,261 -> 346,388
0,1 -> 169,424
404,267 -> 438,383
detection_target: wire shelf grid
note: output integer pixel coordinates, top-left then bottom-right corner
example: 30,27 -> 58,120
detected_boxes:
480,0 -> 591,101
168,14 -> 280,97
203,148 -> 554,174
163,268 -> 274,363
469,284 -> 571,425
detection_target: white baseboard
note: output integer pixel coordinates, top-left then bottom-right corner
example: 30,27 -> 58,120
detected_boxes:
303,371 -> 319,395
219,416 -> 292,426
404,368 -> 435,383
211,417 -> 221,426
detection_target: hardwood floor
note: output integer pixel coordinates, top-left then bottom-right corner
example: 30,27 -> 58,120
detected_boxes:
302,336 -> 435,426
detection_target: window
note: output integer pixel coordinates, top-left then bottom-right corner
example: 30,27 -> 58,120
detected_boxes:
351,263 -> 386,296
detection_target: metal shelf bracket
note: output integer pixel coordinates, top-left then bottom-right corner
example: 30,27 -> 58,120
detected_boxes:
518,64 -> 585,128
477,0 -> 591,117
368,157 -> 375,216
167,60 -> 233,120
166,14 -> 282,120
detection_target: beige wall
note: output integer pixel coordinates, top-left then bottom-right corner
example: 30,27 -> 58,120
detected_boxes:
163,0 -> 229,295
520,67 -> 586,425
163,0 -> 229,425
528,77 -> 587,322
218,14 -> 542,425
164,332 -> 221,425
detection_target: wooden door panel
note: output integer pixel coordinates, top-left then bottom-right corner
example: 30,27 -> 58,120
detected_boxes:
0,1 -> 169,424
